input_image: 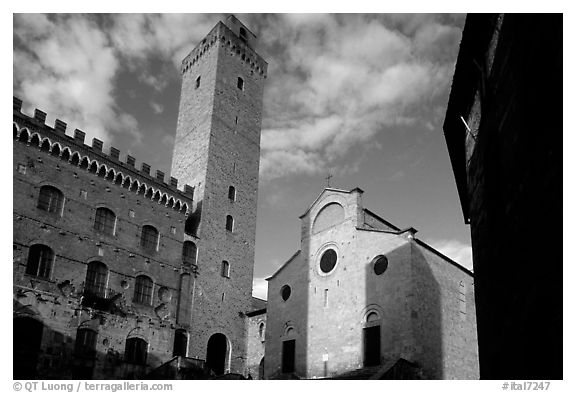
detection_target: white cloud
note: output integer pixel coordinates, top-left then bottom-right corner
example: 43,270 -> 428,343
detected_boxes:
13,14 -> 462,181
252,277 -> 268,300
150,101 -> 164,114
14,14 -> 123,146
258,14 -> 462,181
430,239 -> 473,271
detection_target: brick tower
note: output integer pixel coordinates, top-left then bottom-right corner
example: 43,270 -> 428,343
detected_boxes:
171,15 -> 267,374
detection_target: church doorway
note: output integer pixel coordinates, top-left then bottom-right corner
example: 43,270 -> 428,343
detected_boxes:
363,325 -> 381,367
258,357 -> 265,379
206,333 -> 228,375
281,339 -> 296,373
14,317 -> 44,379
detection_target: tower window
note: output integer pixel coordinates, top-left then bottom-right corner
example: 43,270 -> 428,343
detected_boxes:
237,77 -> 244,90
84,261 -> 108,297
94,207 -> 116,236
228,186 -> 236,202
140,225 -> 159,252
133,275 -> 153,305
259,323 -> 265,340
195,76 -> 201,89
221,261 -> 230,278
182,241 -> 197,265
124,337 -> 148,365
37,185 -> 64,215
239,27 -> 247,44
25,244 -> 54,279
280,285 -> 291,301
226,215 -> 234,232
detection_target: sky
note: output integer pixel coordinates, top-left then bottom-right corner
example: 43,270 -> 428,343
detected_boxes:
13,13 -> 472,300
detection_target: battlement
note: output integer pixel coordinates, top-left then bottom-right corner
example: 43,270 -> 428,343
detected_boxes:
180,20 -> 268,78
13,96 -> 193,214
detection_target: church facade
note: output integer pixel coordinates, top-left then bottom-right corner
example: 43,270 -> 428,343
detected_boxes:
13,15 -> 267,379
264,188 -> 479,379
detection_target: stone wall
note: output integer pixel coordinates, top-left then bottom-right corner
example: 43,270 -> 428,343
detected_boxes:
13,118 -> 195,379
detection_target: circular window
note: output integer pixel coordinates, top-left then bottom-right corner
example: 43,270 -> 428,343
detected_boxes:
319,249 -> 337,273
281,285 -> 291,301
373,255 -> 389,275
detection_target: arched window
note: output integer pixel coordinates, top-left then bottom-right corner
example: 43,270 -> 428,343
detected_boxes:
173,329 -> 188,357
226,215 -> 234,232
239,27 -> 247,43
124,337 -> 148,365
237,77 -> 244,90
228,186 -> 236,202
195,76 -> 201,89
182,241 -> 197,265
221,261 -> 230,278
94,207 -> 116,235
363,310 -> 381,367
25,244 -> 54,279
75,329 -> 97,357
85,261 -> 108,297
133,275 -> 153,305
259,322 -> 265,340
37,185 -> 64,215
140,225 -> 159,252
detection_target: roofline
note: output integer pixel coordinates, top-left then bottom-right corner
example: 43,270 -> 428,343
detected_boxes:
413,238 -> 474,276
363,208 -> 401,231
299,187 -> 364,219
245,308 -> 266,317
266,250 -> 301,281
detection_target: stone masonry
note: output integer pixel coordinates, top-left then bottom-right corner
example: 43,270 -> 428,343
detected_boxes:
265,188 -> 479,379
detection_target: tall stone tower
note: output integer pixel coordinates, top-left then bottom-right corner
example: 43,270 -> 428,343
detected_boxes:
171,15 -> 267,374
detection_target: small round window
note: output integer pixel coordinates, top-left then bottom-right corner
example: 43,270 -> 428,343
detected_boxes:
373,255 -> 389,275
281,285 -> 291,301
319,249 -> 337,273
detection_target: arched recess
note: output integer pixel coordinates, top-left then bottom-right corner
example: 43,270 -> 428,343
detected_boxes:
40,138 -> 51,152
50,143 -> 61,157
13,317 -> 44,379
312,202 -> 345,234
30,133 -> 41,147
206,333 -> 229,376
61,148 -> 71,162
18,129 -> 30,143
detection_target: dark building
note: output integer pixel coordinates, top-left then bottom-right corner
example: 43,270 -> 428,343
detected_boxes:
13,15 -> 267,379
443,14 -> 562,379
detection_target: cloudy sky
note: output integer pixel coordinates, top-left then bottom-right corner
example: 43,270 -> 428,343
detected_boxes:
13,13 -> 471,300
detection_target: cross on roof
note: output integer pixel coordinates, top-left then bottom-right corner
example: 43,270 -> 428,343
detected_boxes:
325,173 -> 333,187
